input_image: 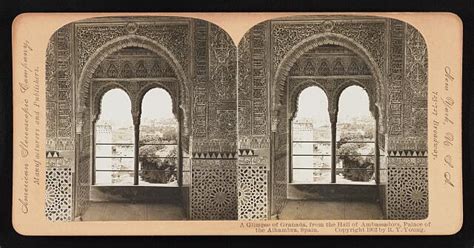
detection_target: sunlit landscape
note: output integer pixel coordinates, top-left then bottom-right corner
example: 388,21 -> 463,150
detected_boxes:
292,86 -> 375,184
95,88 -> 178,186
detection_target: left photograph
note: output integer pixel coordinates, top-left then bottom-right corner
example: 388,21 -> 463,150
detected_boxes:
45,16 -> 238,221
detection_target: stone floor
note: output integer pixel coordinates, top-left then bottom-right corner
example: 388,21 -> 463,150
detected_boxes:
81,202 -> 187,221
279,200 -> 384,220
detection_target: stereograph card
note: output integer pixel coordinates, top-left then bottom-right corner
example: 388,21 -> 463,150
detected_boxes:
11,12 -> 463,235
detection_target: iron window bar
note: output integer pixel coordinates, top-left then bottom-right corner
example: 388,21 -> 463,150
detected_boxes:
95,155 -> 181,159
291,140 -> 376,182
336,140 -> 375,143
138,143 -> 179,146
96,169 -> 178,172
138,156 -> 178,159
96,156 -> 134,159
95,143 -> 135,146
293,154 -> 375,156
292,154 -> 331,156
292,140 -> 375,143
292,168 -> 374,170
96,143 -> 179,145
293,140 -> 331,143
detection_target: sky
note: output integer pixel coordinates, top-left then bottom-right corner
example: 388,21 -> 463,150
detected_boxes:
140,88 -> 174,121
97,86 -> 371,128
294,86 -> 330,126
97,88 -> 174,128
295,85 -> 371,125
337,86 -> 372,123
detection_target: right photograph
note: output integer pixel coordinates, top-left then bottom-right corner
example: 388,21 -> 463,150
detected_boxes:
237,16 -> 428,220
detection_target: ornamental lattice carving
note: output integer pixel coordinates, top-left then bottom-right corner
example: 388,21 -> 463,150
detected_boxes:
191,167 -> 238,220
45,167 -> 73,221
387,167 -> 428,219
238,166 -> 268,220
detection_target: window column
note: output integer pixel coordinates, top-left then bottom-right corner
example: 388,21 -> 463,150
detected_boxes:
177,109 -> 183,187
329,109 -> 338,184
374,110 -> 380,185
132,111 -> 141,185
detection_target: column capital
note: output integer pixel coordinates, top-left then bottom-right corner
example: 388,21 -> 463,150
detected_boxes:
329,109 -> 338,124
132,110 -> 141,126
75,112 -> 83,134
271,107 -> 282,132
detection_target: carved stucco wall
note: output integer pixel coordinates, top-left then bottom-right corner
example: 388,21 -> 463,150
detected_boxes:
237,22 -> 271,220
385,20 -> 428,220
45,16 -> 427,221
45,17 -> 238,221
45,24 -> 75,221
238,16 -> 428,220
190,20 -> 238,220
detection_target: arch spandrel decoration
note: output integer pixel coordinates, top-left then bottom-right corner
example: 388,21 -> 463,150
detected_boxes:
272,33 -> 386,126
75,19 -> 191,77
270,18 -> 387,78
77,35 -> 191,137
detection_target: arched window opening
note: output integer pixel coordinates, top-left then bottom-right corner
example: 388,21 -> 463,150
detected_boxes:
336,85 -> 375,184
94,89 -> 134,185
291,86 -> 331,183
139,88 -> 179,186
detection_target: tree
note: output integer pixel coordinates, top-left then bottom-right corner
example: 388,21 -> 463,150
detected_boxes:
337,135 -> 374,182
138,129 -> 177,184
